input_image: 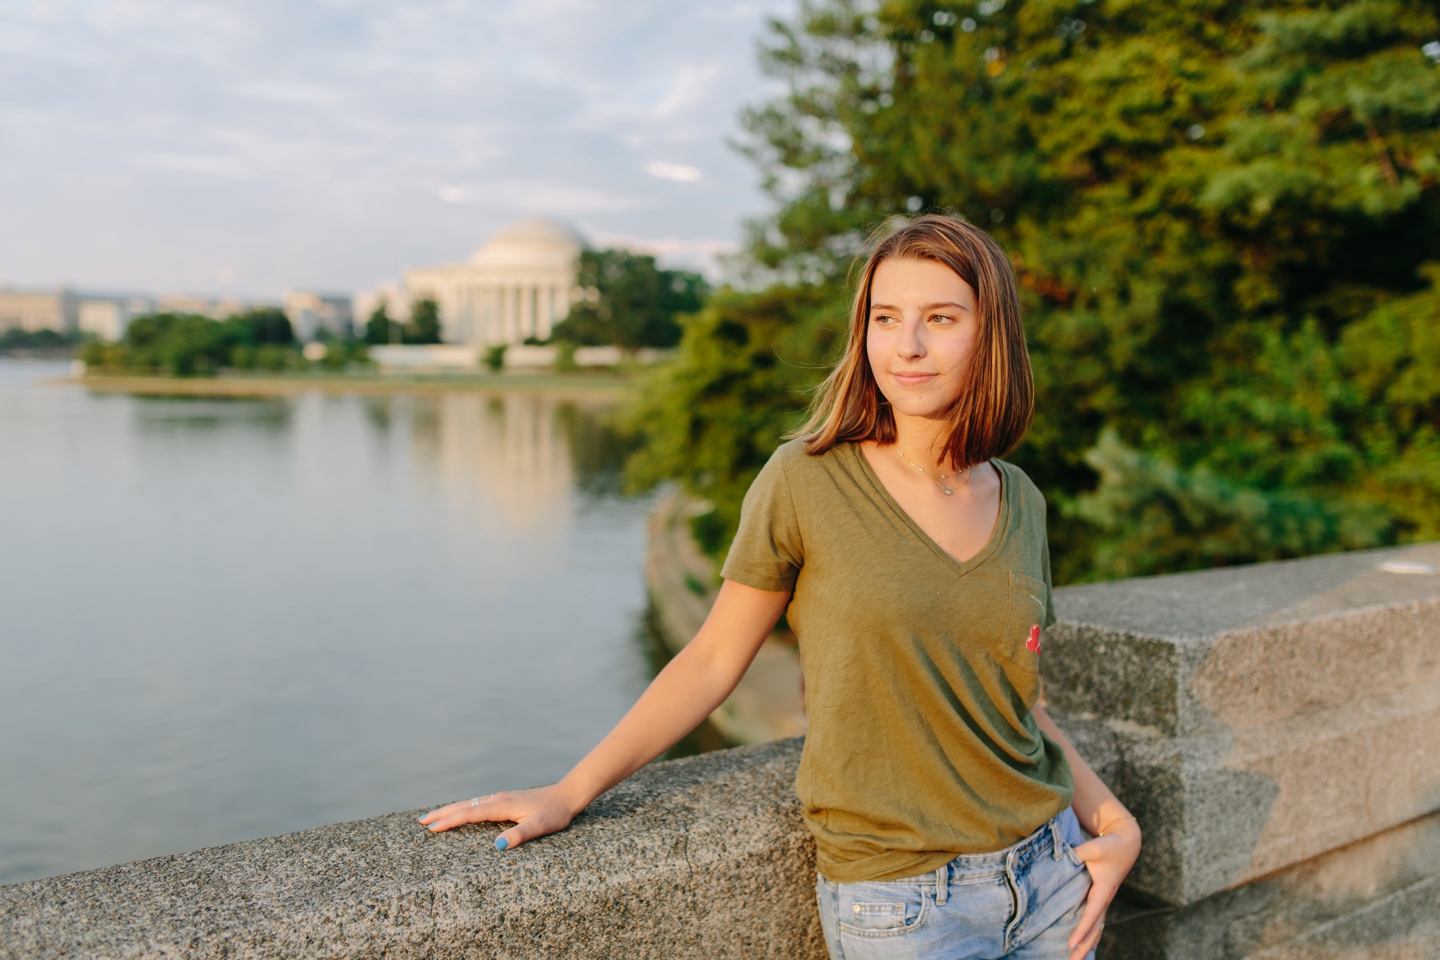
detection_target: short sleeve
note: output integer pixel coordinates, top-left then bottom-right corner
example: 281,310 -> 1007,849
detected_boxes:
720,448 -> 804,592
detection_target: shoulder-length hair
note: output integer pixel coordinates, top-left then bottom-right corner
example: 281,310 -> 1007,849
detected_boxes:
797,214 -> 1034,470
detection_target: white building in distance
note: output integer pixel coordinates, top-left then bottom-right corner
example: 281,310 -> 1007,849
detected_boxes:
2,286 -> 157,340
402,218 -> 584,345
282,291 -> 353,341
78,297 -> 155,341
0,287 -> 80,333
3,285 -> 357,343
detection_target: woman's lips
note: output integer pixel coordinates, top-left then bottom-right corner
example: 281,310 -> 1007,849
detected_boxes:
891,372 -> 938,388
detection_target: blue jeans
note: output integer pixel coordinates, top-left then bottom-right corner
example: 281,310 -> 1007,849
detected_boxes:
816,809 -> 1095,960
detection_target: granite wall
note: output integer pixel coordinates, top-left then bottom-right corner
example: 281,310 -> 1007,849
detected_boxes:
3,543 -> 1437,959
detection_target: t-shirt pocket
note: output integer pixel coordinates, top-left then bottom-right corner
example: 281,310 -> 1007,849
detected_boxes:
995,571 -> 1049,705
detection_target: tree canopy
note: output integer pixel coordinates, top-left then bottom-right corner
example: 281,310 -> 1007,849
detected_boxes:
552,249 -> 708,350
628,0 -> 1440,583
80,308 -> 367,376
363,298 -> 440,345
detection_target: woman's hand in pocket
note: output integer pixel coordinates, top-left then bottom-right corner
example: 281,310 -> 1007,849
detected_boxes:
1067,816 -> 1141,960
419,783 -> 583,850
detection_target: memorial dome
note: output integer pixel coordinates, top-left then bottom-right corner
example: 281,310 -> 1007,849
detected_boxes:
469,218 -> 585,270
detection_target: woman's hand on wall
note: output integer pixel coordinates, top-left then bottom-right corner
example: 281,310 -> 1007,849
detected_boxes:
419,782 -> 585,850
1067,815 -> 1142,960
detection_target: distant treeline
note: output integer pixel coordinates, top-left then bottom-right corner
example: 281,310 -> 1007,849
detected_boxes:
1,328 -> 86,355
362,298 -> 442,345
80,309 -> 369,376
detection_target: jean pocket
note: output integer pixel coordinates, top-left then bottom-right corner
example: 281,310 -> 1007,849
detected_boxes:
838,894 -> 929,939
1055,811 -> 1087,868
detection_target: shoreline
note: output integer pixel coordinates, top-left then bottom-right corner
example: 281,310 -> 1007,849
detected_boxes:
51,372 -> 632,401
645,493 -> 807,745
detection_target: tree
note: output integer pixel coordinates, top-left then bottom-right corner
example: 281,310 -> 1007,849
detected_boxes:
406,298 -> 442,344
628,0 -> 1440,582
552,249 -> 708,350
81,311 -> 306,376
227,307 -> 293,345
364,305 -> 392,345
625,285 -> 838,556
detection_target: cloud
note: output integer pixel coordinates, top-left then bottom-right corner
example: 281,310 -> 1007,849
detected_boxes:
652,63 -> 722,119
136,151 -> 256,180
589,230 -> 739,279
646,161 -> 703,183
231,82 -> 347,108
0,0 -> 796,295
438,180 -> 646,214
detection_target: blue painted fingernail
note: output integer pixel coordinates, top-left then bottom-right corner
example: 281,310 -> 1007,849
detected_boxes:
494,836 -> 509,851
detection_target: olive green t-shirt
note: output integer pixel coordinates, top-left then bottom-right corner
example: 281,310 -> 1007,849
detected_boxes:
720,439 -> 1073,883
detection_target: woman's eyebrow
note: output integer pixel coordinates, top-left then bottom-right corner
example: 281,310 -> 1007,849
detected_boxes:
868,300 -> 968,313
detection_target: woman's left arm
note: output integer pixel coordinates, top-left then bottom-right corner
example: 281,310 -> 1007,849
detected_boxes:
1032,705 -> 1142,960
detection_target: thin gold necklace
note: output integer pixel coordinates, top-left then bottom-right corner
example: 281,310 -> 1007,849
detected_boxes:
897,449 -> 970,496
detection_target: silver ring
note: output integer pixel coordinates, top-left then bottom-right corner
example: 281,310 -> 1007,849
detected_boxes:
469,796 -> 482,807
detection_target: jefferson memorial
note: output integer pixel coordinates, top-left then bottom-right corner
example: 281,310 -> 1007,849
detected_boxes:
403,219 -> 585,345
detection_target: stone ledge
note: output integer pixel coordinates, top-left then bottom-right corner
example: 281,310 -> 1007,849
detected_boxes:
1104,808 -> 1440,960
1045,543 -> 1440,739
1043,543 -> 1440,906
0,739 -> 824,960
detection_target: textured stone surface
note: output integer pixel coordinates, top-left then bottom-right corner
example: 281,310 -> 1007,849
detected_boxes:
0,739 -> 826,960
1043,543 -> 1440,906
1102,809 -> 1440,960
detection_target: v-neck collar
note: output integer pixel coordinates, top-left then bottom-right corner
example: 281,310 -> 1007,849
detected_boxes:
845,442 -> 1011,578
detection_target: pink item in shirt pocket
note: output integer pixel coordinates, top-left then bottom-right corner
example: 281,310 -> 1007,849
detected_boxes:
1026,624 -> 1041,654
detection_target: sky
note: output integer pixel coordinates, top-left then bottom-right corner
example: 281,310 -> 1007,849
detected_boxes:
0,0 -> 797,298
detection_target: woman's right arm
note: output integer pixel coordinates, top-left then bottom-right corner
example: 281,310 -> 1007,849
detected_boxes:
418,579 -> 792,848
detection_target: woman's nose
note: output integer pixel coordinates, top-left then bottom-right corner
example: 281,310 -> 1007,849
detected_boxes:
897,318 -> 925,358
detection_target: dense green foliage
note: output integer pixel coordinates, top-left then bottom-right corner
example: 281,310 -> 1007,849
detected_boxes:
407,299 -> 442,344
552,249 -> 708,350
364,298 -> 441,345
629,0 -> 1440,582
0,328 -> 85,353
81,309 -> 368,376
626,286 -> 841,554
364,305 -> 392,345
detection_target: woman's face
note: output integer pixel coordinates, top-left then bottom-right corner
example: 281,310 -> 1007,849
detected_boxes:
866,256 -> 979,421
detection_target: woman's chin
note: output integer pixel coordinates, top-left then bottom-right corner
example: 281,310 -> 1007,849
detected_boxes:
886,395 -> 956,422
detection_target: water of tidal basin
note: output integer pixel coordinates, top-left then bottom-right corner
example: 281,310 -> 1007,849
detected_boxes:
0,360 -> 663,885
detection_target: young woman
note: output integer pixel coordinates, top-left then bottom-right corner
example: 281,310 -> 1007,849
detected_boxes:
421,215 -> 1141,960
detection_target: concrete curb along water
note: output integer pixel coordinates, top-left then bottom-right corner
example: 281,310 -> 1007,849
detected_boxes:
645,493 -> 807,744
0,739 -> 826,960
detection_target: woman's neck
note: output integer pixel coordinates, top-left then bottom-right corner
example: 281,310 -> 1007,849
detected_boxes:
890,412 -> 955,473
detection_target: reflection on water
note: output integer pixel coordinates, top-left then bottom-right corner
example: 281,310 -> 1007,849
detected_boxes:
0,361 -> 655,884
425,395 -> 582,531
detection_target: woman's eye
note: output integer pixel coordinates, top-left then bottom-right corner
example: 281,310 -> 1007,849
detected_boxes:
872,314 -> 897,325
928,313 -> 955,325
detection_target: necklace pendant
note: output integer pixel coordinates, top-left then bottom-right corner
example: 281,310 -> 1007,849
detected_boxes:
943,488 -> 952,496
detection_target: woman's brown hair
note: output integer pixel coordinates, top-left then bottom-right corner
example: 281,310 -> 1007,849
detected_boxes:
797,214 -> 1034,470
